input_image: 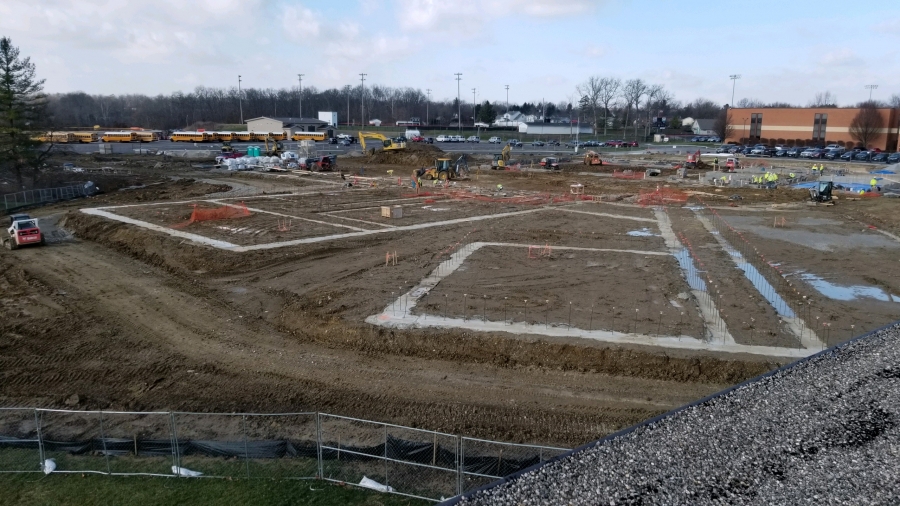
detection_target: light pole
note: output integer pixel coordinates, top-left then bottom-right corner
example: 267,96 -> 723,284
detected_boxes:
297,74 -> 304,119
426,89 -> 431,127
865,84 -> 878,102
359,73 -> 367,126
238,75 -> 243,124
729,74 -> 741,107
505,84 -> 509,114
742,117 -> 747,143
472,88 -> 476,128
455,73 -> 462,133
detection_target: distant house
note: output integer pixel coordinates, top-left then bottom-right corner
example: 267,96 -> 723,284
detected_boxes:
692,119 -> 717,136
493,111 -> 526,127
245,116 -> 329,137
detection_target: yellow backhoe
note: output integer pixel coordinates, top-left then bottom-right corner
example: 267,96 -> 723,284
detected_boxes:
491,144 -> 511,169
263,136 -> 284,156
419,155 -> 469,180
358,131 -> 406,154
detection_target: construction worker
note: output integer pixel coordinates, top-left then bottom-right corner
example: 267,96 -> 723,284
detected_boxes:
789,172 -> 796,182
871,177 -> 878,191
497,184 -> 503,191
713,157 -> 719,171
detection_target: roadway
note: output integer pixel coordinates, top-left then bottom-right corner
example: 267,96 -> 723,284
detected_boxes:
48,141 -> 891,168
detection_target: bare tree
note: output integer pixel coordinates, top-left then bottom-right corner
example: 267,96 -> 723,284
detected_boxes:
849,102 -> 884,148
808,91 -> 838,107
713,109 -> 734,142
890,94 -> 900,109
596,78 -> 621,136
736,98 -> 764,108
620,79 -> 647,138
643,84 -> 664,137
576,76 -> 602,132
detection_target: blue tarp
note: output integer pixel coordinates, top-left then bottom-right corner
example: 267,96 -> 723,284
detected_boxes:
870,170 -> 895,175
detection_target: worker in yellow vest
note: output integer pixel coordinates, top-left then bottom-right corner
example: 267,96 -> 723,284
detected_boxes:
871,178 -> 878,191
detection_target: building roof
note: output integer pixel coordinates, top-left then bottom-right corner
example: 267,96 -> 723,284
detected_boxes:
245,116 -> 328,126
694,119 -> 717,130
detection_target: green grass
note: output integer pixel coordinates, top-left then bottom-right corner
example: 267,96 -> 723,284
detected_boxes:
0,473 -> 432,506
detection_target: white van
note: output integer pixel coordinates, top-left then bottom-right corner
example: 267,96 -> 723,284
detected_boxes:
436,135 -> 449,142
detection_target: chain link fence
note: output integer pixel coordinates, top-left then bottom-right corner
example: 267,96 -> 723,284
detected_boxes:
0,408 -> 566,502
2,184 -> 95,213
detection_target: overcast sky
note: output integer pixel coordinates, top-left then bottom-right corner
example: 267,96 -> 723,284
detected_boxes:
2,0 -> 897,107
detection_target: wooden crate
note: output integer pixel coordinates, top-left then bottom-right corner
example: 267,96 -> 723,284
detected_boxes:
381,205 -> 403,218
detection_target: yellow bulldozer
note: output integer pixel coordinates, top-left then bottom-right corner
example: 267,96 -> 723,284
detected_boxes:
491,144 -> 511,170
583,150 -> 603,166
359,131 -> 406,154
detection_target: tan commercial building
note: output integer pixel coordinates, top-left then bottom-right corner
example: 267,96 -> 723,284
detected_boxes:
726,107 -> 900,151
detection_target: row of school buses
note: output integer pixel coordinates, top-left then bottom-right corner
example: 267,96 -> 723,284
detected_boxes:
35,131 -> 329,143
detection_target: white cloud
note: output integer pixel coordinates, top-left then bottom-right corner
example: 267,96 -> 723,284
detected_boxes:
282,5 -> 321,40
819,49 -> 860,67
397,0 -> 598,36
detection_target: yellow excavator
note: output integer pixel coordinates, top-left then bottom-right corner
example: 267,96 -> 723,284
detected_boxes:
358,131 -> 406,154
491,144 -> 511,169
263,136 -> 284,156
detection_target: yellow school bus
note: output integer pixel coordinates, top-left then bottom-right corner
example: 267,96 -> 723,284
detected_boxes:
35,132 -> 77,143
233,131 -> 253,142
251,131 -> 285,141
291,131 -> 327,142
170,131 -> 214,142
101,131 -> 139,143
134,131 -> 159,142
72,132 -> 99,143
215,132 -> 234,142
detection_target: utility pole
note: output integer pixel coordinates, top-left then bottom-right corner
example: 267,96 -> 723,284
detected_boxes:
505,85 -> 509,114
865,84 -> 878,102
455,73 -> 462,133
729,74 -> 741,107
297,74 -> 304,119
238,75 -> 243,124
426,89 -> 431,126
359,73 -> 367,126
472,88 -> 476,127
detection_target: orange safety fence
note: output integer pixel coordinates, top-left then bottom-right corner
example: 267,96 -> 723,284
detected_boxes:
637,188 -> 689,207
172,202 -> 251,228
613,170 -> 645,180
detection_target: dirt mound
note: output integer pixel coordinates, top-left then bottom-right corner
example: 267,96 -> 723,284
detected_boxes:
366,142 -> 445,166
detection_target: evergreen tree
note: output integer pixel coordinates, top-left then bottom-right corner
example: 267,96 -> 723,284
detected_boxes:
0,37 -> 48,188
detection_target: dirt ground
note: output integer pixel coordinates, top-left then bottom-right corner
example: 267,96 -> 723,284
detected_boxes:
2,150 -> 899,448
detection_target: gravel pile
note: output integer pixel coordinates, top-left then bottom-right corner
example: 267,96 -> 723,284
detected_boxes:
454,324 -> 900,505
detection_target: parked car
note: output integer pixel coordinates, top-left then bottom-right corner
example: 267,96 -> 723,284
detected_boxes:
531,140 -> 545,147
823,148 -> 844,159
839,151 -> 855,161
706,136 -> 721,143
436,135 -> 449,142
750,145 -> 769,156
338,139 -> 351,147
488,136 -> 502,144
871,152 -> 890,163
508,139 -> 523,147
545,140 -> 560,147
854,151 -> 872,161
624,141 -> 639,147
605,140 -> 625,147
466,136 -> 481,143
886,152 -> 900,164
691,136 -> 707,142
716,144 -> 734,154
424,137 -> 434,144
565,140 -> 584,148
775,148 -> 790,157
582,140 -> 600,147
